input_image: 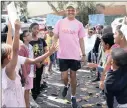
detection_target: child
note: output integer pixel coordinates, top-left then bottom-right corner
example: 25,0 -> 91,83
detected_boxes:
19,30 -> 34,108
46,27 -> 55,73
104,48 -> 127,108
29,23 -> 48,99
2,20 -> 26,107
88,33 -> 114,75
87,33 -> 114,95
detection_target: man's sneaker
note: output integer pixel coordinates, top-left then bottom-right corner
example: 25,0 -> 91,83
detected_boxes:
62,87 -> 68,97
71,97 -> 78,108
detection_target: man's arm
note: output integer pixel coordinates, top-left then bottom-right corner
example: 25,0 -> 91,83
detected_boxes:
79,38 -> 85,56
79,23 -> 86,63
52,19 -> 60,45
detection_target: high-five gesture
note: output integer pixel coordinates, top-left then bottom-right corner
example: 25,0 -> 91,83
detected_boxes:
49,43 -> 58,54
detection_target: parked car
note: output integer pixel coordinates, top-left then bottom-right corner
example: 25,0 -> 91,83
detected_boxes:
1,15 -> 9,32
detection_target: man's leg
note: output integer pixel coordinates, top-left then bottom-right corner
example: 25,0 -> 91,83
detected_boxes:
61,71 -> 70,97
62,71 -> 68,86
70,60 -> 81,108
59,59 -> 69,97
70,70 -> 77,96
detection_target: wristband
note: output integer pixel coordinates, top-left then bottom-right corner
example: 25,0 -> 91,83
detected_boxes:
82,54 -> 86,56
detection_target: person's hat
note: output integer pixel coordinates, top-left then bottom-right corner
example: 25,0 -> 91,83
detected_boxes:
48,26 -> 53,32
65,3 -> 77,9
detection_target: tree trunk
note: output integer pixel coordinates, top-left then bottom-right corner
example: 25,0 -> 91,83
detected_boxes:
47,2 -> 59,15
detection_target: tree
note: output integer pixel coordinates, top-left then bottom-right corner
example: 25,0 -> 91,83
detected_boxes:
47,1 -> 59,15
47,1 -> 97,26
57,1 -> 69,10
1,1 -> 28,17
77,1 -> 97,25
14,1 -> 28,17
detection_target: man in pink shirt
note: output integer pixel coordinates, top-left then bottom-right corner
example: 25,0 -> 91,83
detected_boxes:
53,3 -> 86,108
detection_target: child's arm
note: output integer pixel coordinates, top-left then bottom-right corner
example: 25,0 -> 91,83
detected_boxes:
24,44 -> 57,65
100,55 -> 112,81
6,21 -> 13,45
99,56 -> 112,90
6,20 -> 21,80
87,63 -> 98,68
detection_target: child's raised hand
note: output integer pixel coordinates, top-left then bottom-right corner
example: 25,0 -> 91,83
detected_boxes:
49,44 -> 58,54
15,19 -> 21,31
8,21 -> 12,31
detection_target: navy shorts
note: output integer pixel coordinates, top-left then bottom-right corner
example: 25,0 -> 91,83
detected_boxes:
59,59 -> 81,72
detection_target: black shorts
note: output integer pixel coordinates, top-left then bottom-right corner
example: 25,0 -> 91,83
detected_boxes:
59,59 -> 81,72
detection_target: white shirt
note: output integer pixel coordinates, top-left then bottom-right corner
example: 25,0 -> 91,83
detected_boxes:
2,56 -> 26,107
24,44 -> 34,78
84,34 -> 97,55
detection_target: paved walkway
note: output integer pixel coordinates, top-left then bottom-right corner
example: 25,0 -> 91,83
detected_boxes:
31,67 -> 107,108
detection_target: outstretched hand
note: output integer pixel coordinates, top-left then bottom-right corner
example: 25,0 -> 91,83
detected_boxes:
49,44 -> 58,54
87,63 -> 98,68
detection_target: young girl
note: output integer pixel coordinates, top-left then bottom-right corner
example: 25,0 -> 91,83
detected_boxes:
2,20 -> 26,107
104,48 -> 127,108
2,20 -> 57,107
19,30 -> 34,108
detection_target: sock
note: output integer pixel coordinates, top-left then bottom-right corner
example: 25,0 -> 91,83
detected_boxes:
71,95 -> 76,99
64,85 -> 68,88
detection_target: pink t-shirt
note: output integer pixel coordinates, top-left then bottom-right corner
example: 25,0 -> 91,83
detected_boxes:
53,18 -> 85,60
